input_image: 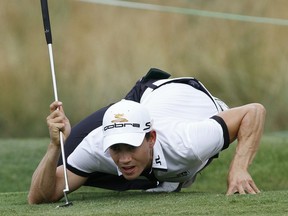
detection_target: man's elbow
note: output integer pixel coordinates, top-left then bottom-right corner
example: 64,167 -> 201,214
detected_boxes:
27,191 -> 60,205
28,197 -> 38,205
27,193 -> 46,205
27,193 -> 42,205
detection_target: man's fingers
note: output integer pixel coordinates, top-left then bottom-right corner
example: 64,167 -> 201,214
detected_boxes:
47,111 -> 65,123
226,181 -> 260,195
238,185 -> 246,194
48,117 -> 67,131
245,185 -> 255,194
226,185 -> 246,195
47,101 -> 71,145
246,181 -> 260,194
49,101 -> 63,113
226,185 -> 236,195
250,181 -> 260,193
226,184 -> 240,195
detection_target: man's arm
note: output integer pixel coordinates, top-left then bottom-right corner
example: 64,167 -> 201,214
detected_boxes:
217,103 -> 266,195
28,101 -> 87,204
28,146 -> 87,204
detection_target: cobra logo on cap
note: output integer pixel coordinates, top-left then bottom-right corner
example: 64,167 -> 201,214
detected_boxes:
103,112 -> 141,132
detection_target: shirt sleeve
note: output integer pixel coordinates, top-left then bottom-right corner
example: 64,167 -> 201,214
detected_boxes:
67,127 -> 118,177
210,115 -> 230,150
179,118 -> 226,162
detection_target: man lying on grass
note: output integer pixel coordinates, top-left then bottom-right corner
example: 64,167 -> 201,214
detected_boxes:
28,68 -> 266,204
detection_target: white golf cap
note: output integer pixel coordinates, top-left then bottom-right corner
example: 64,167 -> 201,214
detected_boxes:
102,99 -> 152,152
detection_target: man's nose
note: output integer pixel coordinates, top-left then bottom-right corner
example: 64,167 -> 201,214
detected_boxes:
119,152 -> 132,163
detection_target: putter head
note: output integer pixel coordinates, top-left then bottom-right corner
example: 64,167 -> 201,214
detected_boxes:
56,190 -> 73,208
56,201 -> 73,208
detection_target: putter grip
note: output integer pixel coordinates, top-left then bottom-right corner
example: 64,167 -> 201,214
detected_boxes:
40,0 -> 52,44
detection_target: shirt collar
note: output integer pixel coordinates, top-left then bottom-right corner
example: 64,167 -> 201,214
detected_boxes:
152,140 -> 167,170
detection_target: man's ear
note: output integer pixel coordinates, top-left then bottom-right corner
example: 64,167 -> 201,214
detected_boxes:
149,130 -> 156,148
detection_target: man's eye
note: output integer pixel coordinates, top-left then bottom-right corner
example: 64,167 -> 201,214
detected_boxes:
110,145 -> 120,151
110,145 -> 136,152
127,146 -> 136,151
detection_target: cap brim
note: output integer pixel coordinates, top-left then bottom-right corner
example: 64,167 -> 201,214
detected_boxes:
103,132 -> 146,152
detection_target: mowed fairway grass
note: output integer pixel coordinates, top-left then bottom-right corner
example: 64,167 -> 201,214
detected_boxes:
0,133 -> 287,215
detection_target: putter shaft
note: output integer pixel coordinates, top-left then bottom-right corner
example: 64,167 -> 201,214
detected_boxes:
48,44 -> 72,208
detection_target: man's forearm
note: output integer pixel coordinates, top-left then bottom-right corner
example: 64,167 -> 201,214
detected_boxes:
28,143 -> 61,204
230,105 -> 264,170
229,139 -> 258,171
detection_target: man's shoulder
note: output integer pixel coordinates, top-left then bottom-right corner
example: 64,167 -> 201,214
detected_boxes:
77,126 -> 104,153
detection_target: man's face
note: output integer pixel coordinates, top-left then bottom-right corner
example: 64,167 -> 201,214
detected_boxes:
109,131 -> 156,180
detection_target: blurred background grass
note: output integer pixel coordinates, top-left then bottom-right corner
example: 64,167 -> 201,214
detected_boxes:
0,0 -> 287,137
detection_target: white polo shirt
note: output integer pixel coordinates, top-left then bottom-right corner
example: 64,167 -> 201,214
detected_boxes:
67,82 -> 226,185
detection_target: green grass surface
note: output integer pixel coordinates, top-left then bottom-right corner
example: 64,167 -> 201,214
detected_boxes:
0,133 -> 287,215
1,190 -> 288,215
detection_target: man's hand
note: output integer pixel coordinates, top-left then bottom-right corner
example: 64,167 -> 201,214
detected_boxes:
226,168 -> 260,195
47,101 -> 71,146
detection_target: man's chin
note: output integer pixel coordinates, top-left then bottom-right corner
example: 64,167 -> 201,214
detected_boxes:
122,170 -> 142,180
123,174 -> 139,181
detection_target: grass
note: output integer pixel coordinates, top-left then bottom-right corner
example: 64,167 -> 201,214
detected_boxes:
0,133 -> 287,215
1,190 -> 288,216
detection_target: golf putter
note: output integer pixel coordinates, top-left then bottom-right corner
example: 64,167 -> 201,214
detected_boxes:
40,0 -> 73,208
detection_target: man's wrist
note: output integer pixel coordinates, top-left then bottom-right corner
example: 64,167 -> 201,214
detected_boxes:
48,142 -> 61,151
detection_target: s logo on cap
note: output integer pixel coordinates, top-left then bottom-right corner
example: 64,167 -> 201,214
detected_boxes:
111,114 -> 128,123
